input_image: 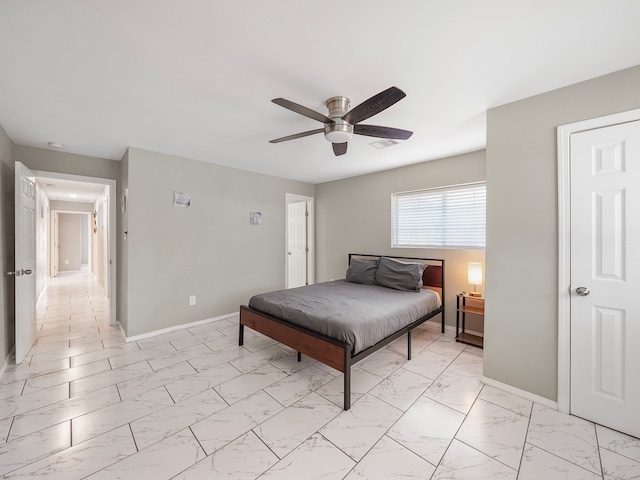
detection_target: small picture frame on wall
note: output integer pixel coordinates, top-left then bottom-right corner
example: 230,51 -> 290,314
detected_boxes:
250,212 -> 262,225
173,191 -> 191,208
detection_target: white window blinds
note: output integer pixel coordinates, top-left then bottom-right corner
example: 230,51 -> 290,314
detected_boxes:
392,183 -> 486,248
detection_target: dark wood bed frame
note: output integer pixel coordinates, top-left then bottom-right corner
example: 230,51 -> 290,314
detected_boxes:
239,254 -> 445,410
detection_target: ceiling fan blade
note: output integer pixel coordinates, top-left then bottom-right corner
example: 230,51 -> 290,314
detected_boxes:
354,124 -> 413,140
332,142 -> 348,156
272,98 -> 334,124
269,129 -> 324,143
342,86 -> 406,125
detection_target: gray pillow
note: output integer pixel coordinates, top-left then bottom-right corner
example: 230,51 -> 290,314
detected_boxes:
375,257 -> 426,292
345,259 -> 379,285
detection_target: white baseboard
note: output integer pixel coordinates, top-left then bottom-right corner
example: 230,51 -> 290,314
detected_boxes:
124,312 -> 239,343
0,346 -> 16,379
481,375 -> 558,410
424,320 -> 483,337
425,319 -> 455,332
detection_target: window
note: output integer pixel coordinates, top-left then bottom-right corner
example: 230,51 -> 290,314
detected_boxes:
392,182 -> 486,248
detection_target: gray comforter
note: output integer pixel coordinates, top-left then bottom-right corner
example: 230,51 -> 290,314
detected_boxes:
248,280 -> 441,355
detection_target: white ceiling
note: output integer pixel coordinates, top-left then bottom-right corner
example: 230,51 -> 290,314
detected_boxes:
1,1 -> 639,184
38,177 -> 105,203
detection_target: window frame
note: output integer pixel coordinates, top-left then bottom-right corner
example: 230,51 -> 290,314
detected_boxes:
391,181 -> 486,249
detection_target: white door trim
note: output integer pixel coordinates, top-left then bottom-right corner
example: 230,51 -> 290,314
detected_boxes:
557,107 -> 640,414
285,193 -> 314,287
33,170 -> 117,327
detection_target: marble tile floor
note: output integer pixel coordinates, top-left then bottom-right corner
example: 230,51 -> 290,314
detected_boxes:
0,272 -> 639,479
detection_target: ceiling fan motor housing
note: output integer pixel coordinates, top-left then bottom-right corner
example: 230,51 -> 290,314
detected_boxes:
324,96 -> 353,143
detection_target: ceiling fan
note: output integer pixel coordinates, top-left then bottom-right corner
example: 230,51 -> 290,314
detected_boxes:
269,86 -> 413,156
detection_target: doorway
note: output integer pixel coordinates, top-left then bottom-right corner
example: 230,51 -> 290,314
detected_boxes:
34,171 -> 117,326
285,194 -> 314,288
53,212 -> 90,275
557,109 -> 640,437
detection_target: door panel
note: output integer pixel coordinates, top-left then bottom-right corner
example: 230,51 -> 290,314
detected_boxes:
593,189 -> 624,280
592,306 -> 624,400
570,120 -> 639,437
287,201 -> 307,288
14,162 -> 38,364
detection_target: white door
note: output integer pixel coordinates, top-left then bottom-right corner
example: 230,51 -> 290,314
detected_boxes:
287,201 -> 307,288
570,120 -> 640,437
14,162 -> 38,364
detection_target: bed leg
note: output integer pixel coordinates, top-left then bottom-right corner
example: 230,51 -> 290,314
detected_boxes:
407,330 -> 412,360
239,323 -> 244,346
343,349 -> 351,411
344,368 -> 351,411
297,351 -> 301,362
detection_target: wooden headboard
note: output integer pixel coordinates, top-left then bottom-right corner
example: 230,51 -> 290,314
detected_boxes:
348,254 -> 445,299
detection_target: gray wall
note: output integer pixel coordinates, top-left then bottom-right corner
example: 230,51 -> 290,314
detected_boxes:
58,213 -> 82,271
124,148 -> 315,337
14,145 -> 120,181
0,124 -> 15,365
485,64 -> 640,401
315,150 -> 486,329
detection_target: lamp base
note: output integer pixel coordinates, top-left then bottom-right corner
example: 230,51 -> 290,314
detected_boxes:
468,291 -> 482,298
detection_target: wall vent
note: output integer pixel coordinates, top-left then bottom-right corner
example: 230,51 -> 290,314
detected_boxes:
369,139 -> 399,149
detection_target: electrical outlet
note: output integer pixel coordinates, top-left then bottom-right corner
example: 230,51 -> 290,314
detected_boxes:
189,295 -> 196,306
64,259 -> 69,265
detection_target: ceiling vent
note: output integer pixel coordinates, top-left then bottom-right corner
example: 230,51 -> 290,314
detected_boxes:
369,139 -> 399,149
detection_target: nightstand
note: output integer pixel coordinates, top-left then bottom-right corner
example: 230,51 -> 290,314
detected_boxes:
456,294 -> 484,348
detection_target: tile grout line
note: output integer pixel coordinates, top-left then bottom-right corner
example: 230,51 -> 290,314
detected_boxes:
513,398 -> 533,477
594,423 -> 605,479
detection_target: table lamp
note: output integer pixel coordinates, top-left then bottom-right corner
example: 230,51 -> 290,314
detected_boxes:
468,262 -> 482,297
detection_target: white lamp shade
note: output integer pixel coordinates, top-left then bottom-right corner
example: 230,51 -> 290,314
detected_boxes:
468,262 -> 482,285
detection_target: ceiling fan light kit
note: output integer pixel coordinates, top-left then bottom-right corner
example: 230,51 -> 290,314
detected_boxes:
324,96 -> 353,143
269,86 -> 413,156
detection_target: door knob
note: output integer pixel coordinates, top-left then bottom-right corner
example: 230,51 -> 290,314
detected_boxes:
576,287 -> 590,296
6,269 -> 32,276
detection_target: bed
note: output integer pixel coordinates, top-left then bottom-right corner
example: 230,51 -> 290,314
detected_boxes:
239,254 -> 445,410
